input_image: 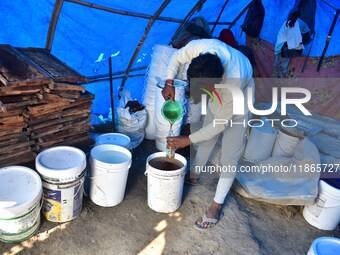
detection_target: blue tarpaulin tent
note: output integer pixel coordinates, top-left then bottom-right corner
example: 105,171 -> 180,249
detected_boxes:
0,0 -> 339,115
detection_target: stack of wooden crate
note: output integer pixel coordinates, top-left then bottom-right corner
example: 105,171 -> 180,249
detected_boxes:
0,45 -> 93,167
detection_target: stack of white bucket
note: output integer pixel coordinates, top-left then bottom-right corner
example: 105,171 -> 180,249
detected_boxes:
154,80 -> 187,151
143,45 -> 189,141
143,45 -> 177,140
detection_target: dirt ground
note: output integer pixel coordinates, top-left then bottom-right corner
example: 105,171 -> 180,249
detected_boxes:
1,139 -> 340,255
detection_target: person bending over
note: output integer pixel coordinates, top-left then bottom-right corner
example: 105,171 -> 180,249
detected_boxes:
162,38 -> 254,230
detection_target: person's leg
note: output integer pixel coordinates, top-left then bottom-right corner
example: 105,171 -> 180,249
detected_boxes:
188,107 -> 219,183
195,115 -> 248,228
214,116 -> 248,202
280,57 -> 290,73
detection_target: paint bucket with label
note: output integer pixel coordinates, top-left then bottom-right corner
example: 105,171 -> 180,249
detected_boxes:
303,180 -> 340,230
95,133 -> 131,150
89,144 -> 132,207
35,146 -> 86,223
0,166 -> 42,243
144,152 -> 187,213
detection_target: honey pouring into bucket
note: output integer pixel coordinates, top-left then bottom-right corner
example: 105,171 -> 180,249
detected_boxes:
161,100 -> 183,159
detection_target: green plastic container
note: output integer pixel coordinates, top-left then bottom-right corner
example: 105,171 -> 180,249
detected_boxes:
161,100 -> 183,125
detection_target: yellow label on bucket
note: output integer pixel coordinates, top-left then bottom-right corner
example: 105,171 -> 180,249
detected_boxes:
42,180 -> 84,223
43,189 -> 62,222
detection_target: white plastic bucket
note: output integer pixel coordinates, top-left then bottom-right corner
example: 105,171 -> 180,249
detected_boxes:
307,237 -> 340,255
243,122 -> 277,162
0,166 -> 42,243
36,146 -> 86,223
145,152 -> 187,213
89,144 -> 132,207
303,180 -> 340,230
95,133 -> 131,149
272,130 -> 300,157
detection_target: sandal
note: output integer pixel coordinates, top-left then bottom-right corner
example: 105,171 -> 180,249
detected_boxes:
194,212 -> 224,231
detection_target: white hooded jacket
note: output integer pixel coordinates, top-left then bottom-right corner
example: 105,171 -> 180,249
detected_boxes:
166,39 -> 254,144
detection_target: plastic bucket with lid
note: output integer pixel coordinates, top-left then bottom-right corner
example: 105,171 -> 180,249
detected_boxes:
303,180 -> 340,230
95,133 -> 131,150
307,237 -> 340,255
0,166 -> 42,243
272,129 -> 300,157
144,152 -> 187,213
89,144 -> 132,207
35,146 -> 86,223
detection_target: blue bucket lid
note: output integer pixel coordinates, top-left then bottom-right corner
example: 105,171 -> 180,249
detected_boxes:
311,237 -> 340,255
95,133 -> 131,149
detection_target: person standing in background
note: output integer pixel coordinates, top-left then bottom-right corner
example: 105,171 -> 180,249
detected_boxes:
274,10 -> 310,73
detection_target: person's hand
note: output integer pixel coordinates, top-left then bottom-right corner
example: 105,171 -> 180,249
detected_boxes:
166,135 -> 191,149
161,79 -> 175,102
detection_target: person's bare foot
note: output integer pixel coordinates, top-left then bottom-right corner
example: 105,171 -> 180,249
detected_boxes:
194,201 -> 223,229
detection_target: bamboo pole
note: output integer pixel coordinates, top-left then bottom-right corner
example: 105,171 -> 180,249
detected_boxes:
86,65 -> 148,82
65,0 -> 182,23
228,0 -> 253,30
208,21 -> 232,25
108,56 -> 115,132
320,0 -> 339,11
88,74 -> 146,84
119,0 -> 172,92
211,0 -> 230,33
317,9 -> 340,71
169,0 -> 207,45
46,0 -> 65,51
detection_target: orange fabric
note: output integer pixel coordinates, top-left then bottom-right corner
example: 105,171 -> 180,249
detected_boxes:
247,36 -> 340,120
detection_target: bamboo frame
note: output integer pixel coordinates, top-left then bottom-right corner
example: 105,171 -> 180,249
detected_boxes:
169,0 -> 207,45
320,0 -> 339,11
45,0 -> 232,85
317,9 -> 340,71
89,73 -> 145,83
211,0 -> 230,33
228,0 -> 253,30
119,0 -> 172,91
46,0 -> 65,51
86,66 -> 147,82
65,0 -> 182,23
